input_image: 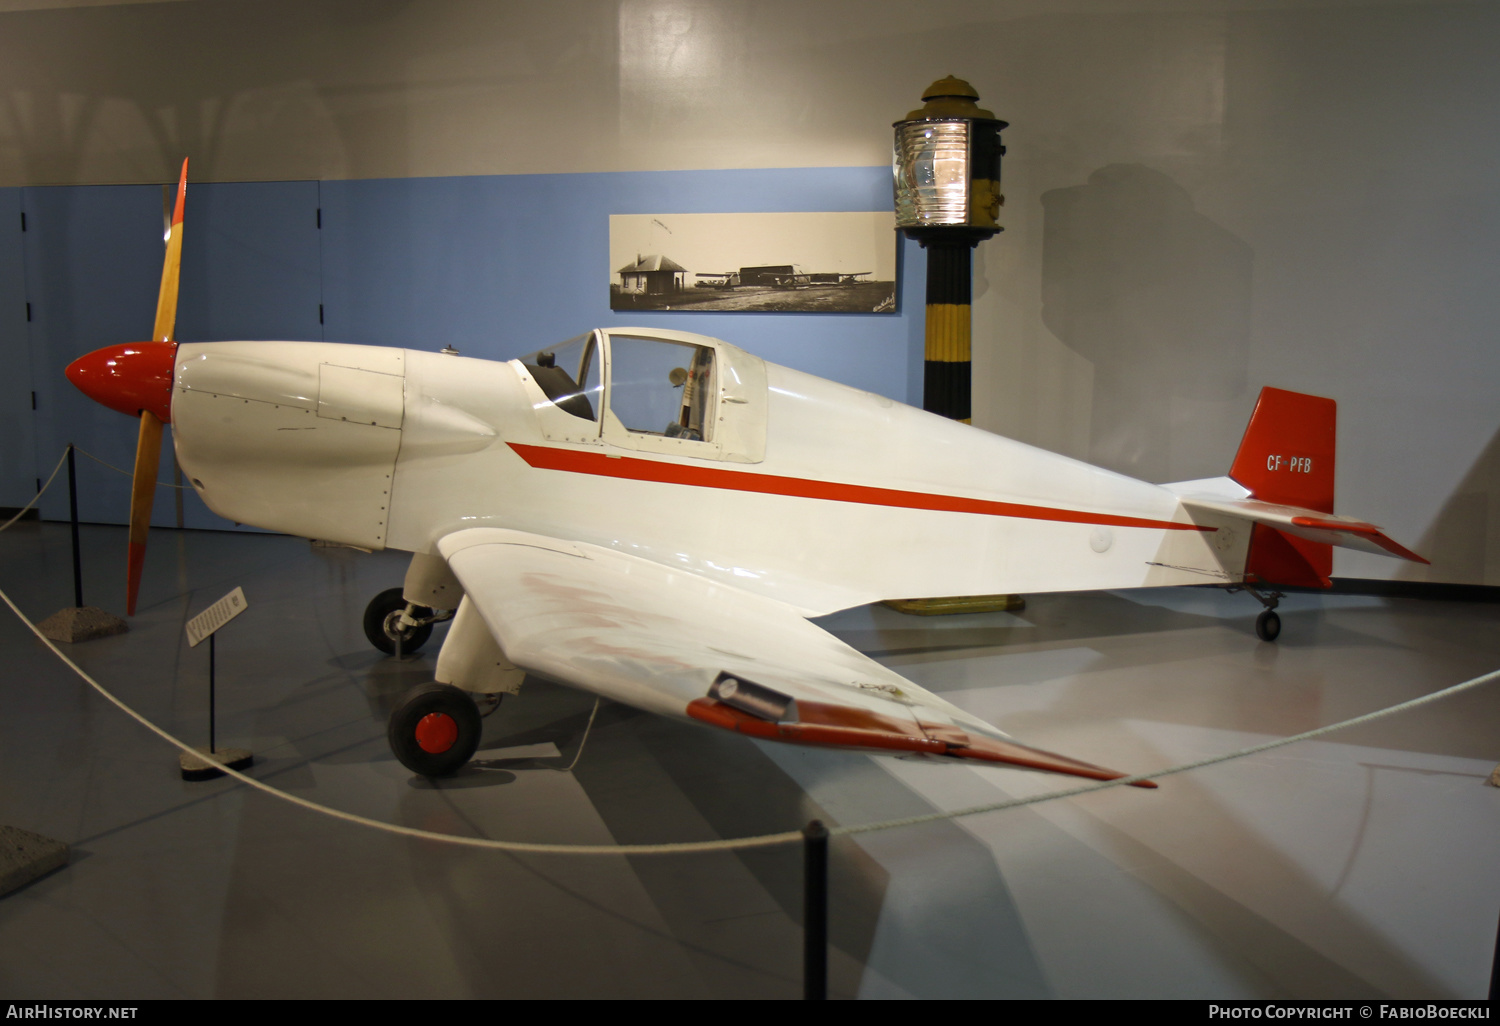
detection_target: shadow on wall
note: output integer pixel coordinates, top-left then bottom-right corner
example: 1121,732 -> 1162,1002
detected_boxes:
1412,426 -> 1500,585
0,0 -> 412,186
1041,164 -> 1252,483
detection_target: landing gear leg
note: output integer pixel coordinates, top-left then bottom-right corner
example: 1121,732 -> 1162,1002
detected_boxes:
1227,583 -> 1285,643
362,587 -> 454,656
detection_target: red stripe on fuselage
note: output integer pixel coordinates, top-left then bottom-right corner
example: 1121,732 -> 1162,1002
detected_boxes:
507,442 -> 1208,533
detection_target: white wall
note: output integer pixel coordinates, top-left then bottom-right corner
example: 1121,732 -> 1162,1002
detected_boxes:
2,0 -> 1496,583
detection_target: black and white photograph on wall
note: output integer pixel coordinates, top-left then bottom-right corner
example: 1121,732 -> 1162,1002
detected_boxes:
609,212 -> 898,313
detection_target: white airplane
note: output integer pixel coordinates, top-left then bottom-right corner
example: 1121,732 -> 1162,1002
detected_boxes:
63,164 -> 1427,785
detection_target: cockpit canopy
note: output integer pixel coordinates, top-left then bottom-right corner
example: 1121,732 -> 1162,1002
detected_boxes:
519,333 -> 601,423
513,328 -> 765,463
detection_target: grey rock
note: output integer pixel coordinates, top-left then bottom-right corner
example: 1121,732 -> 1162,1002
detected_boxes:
37,606 -> 128,643
0,825 -> 68,899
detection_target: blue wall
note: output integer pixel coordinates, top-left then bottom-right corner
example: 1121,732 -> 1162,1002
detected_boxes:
0,188 -> 35,511
11,166 -> 924,529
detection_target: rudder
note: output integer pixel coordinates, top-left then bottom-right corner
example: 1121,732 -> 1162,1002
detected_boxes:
1229,387 -> 1337,588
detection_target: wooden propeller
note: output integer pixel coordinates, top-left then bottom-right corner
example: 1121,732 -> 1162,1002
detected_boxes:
125,157 -> 188,615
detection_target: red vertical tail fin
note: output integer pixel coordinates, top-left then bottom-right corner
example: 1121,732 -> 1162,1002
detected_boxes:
1228,387 -> 1337,588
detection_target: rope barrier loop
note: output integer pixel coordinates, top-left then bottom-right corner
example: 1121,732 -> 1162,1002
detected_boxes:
0,442 -> 186,540
0,448 -> 69,534
3,448 -> 1497,855
73,445 -> 189,489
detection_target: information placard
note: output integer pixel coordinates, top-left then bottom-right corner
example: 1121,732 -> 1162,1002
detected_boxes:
185,587 -> 247,648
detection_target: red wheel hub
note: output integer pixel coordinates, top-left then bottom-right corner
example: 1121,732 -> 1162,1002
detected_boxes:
414,712 -> 458,754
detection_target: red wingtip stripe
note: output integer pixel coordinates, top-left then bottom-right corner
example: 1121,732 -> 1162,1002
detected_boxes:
172,158 -> 187,226
686,698 -> 1157,788
954,733 -> 1160,788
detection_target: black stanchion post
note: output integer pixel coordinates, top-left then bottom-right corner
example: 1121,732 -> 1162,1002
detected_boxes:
1489,905 -> 1498,1001
803,819 -> 828,1000
67,445 -> 82,609
37,445 -> 126,643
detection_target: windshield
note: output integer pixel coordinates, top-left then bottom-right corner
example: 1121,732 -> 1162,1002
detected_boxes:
517,333 -> 601,422
608,335 -> 715,441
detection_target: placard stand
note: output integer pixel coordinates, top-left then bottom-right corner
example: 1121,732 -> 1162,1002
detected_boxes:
180,587 -> 253,781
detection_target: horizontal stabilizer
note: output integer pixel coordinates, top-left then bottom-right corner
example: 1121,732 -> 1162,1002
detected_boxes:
1178,493 -> 1428,564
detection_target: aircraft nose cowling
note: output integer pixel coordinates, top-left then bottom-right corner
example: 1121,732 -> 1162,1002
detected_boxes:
65,341 -> 177,423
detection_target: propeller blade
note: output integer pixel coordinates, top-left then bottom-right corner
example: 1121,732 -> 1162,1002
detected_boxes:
127,410 -> 164,616
152,157 -> 187,343
127,157 -> 185,614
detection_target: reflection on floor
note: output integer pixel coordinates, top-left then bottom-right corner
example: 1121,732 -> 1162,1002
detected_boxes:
1,523 -> 1497,999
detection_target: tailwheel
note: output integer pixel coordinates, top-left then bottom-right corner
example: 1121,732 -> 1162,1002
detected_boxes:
1227,584 -> 1285,644
363,587 -> 434,655
1256,609 -> 1282,643
388,683 -> 481,776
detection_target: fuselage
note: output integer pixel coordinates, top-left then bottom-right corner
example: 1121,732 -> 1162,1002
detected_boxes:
171,328 -> 1250,616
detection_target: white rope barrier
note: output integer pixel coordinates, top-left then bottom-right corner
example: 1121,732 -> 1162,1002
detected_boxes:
72,446 -> 189,489
836,666 -> 1500,837
563,697 -> 601,773
0,449 -> 69,533
0,442 -> 184,541
5,447 -> 1497,855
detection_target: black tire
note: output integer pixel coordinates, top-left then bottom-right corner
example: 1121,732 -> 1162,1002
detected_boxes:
388,683 -> 481,776
363,587 -> 434,655
1256,609 -> 1282,643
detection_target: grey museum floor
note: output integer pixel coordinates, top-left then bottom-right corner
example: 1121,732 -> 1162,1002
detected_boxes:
1,522 -> 1497,1000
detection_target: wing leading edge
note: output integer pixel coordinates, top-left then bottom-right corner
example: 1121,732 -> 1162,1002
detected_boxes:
436,528 -> 1156,788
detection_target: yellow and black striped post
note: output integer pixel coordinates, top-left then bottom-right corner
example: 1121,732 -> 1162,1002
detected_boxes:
922,236 -> 977,423
888,79 -> 1024,614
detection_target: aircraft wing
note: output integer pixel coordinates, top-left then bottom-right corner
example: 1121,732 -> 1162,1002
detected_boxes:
437,528 -> 1155,787
1176,493 -> 1428,563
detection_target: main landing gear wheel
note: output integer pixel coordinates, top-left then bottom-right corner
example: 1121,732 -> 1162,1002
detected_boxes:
388,683 -> 481,777
363,587 -> 434,655
1256,609 -> 1282,642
